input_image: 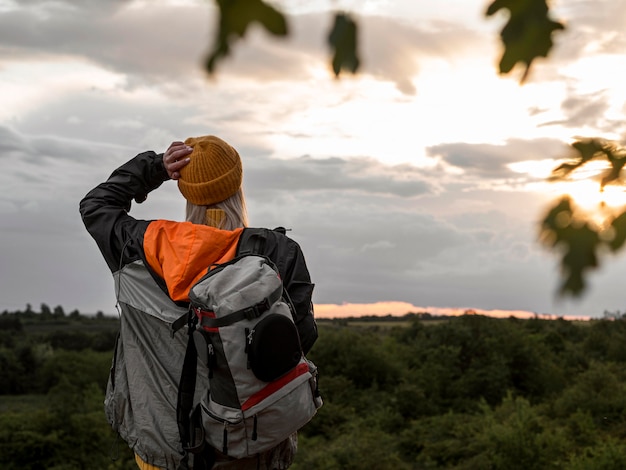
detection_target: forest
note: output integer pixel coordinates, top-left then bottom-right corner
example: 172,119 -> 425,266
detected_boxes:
3,307 -> 626,469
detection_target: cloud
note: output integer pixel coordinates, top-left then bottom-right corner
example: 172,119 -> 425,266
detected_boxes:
0,3 -> 485,96
427,138 -> 568,180
244,154 -> 435,198
2,0 -> 626,321
0,1 -> 210,85
555,0 -> 626,58
0,124 -> 134,207
0,125 -> 23,156
537,89 -> 612,130
248,183 -> 544,310
359,16 -> 485,95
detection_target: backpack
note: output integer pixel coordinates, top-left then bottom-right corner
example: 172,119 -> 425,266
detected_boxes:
176,229 -> 322,467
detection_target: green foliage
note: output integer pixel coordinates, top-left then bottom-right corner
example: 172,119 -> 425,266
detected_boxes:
304,316 -> 626,468
540,139 -> 626,297
309,326 -> 401,390
539,196 -> 601,296
204,1 -> 563,82
552,361 -> 626,430
0,310 -> 134,469
0,384 -> 133,470
566,438 -> 626,470
550,139 -> 626,189
482,395 -> 569,469
328,13 -> 360,77
39,349 -> 112,393
7,313 -> 626,468
485,0 -> 565,82
205,0 -> 288,73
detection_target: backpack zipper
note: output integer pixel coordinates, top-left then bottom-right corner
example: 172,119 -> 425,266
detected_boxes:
207,343 -> 215,379
244,328 -> 254,369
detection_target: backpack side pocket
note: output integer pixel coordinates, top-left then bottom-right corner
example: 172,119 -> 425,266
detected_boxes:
247,311 -> 302,382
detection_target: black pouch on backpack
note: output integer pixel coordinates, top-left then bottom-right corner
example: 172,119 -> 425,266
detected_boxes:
246,313 -> 302,382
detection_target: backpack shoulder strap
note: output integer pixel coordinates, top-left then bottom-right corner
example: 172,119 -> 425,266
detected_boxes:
237,228 -> 267,256
177,314 -> 198,452
177,315 -> 216,468
237,227 -> 288,256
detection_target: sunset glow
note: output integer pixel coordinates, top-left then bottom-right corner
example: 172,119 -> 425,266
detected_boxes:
315,302 -> 589,321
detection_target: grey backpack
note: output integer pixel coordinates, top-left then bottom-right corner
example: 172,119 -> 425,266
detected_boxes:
176,245 -> 322,466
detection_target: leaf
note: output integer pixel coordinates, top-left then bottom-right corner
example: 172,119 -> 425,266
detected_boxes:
609,212 -> 626,252
600,145 -> 626,188
549,138 -> 608,180
558,222 -> 600,296
572,138 -> 606,162
206,0 -> 288,74
539,197 -> 601,297
540,196 -> 573,242
328,13 -> 360,77
486,0 -> 564,82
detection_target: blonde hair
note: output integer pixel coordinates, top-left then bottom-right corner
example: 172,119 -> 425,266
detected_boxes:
185,187 -> 248,230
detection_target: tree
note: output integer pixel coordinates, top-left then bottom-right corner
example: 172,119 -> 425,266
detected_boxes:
40,303 -> 52,319
53,305 -> 65,318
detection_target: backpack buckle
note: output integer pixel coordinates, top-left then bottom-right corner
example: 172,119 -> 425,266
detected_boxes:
243,298 -> 271,320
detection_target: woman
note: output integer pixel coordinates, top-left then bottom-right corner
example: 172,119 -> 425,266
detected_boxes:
80,136 -> 317,469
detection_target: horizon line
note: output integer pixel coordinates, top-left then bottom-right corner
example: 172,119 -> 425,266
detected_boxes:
314,301 -> 592,322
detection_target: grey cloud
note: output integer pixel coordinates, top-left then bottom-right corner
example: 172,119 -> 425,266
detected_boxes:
538,90 -> 612,130
278,192 -> 541,307
0,5 -> 484,95
8,0 -> 127,12
0,124 -> 126,165
427,138 -> 567,179
10,85 -> 236,157
0,4 -> 319,85
0,3 -> 210,84
558,0 -> 626,57
359,17 -> 483,95
0,196 -> 112,314
243,154 -> 435,198
0,125 -> 24,156
266,200 -> 468,304
0,125 -> 138,208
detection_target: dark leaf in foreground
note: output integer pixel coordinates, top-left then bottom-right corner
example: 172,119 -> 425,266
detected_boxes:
206,0 -> 288,74
486,0 -> 565,82
540,197 -> 601,297
328,13 -> 360,77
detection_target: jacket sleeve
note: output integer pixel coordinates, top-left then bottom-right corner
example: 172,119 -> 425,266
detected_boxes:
79,151 -> 169,273
241,228 -> 318,354
281,240 -> 318,356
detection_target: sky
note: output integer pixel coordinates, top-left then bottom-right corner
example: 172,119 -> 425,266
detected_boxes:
2,0 -> 626,320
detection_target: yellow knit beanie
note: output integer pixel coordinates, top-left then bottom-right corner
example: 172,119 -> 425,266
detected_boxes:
177,135 -> 243,206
